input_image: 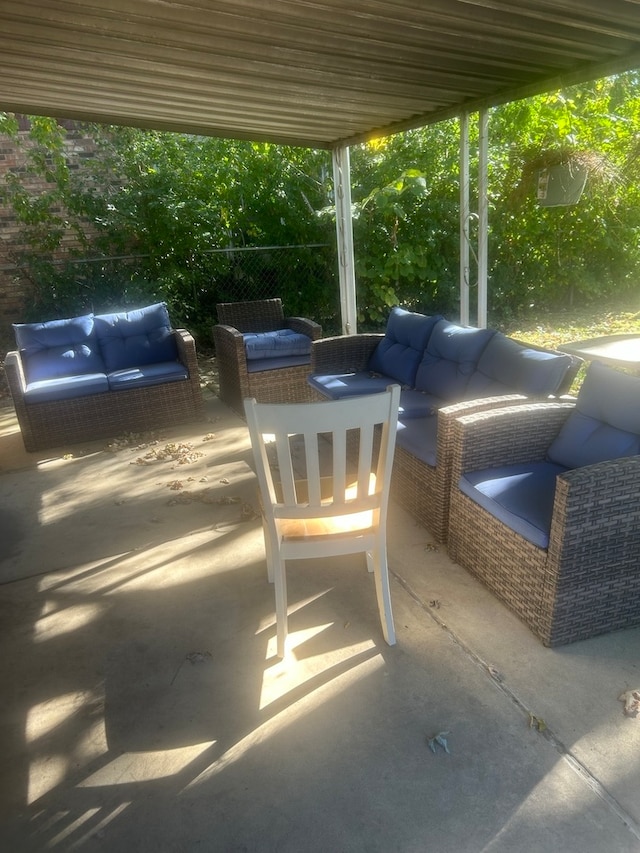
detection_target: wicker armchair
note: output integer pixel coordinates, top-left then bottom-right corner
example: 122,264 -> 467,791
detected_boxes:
213,298 -> 322,415
447,364 -> 640,645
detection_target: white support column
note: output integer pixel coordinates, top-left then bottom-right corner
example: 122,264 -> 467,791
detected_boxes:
477,109 -> 489,329
332,145 -> 358,335
459,112 -> 470,326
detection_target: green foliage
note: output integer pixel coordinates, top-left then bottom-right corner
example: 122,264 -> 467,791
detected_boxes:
4,121 -> 337,334
3,70 -> 640,333
349,72 -> 640,326
486,74 -> 640,321
349,122 -> 461,326
80,131 -> 336,331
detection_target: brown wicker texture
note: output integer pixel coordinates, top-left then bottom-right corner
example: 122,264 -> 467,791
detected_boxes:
447,402 -> 640,646
5,329 -> 205,452
310,333 -> 384,374
213,298 -> 322,415
392,394 -> 533,542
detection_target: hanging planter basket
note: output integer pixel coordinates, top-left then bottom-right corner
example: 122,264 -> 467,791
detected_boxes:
536,161 -> 588,207
513,148 -> 619,207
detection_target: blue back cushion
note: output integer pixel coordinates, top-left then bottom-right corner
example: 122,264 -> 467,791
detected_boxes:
13,314 -> 105,382
94,302 -> 178,372
415,321 -> 495,400
368,307 -> 442,386
546,361 -> 640,468
467,332 -> 572,397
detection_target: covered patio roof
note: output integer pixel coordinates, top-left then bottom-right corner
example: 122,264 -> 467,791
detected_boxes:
1,1 -> 640,149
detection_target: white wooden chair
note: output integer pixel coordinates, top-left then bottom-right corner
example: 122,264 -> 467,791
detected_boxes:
245,384 -> 401,658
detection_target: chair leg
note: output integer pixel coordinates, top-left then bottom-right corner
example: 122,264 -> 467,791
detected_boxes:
365,551 -> 374,573
368,546 -> 396,647
273,556 -> 288,658
262,518 -> 275,583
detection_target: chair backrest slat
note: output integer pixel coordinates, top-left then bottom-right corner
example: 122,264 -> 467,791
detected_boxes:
303,431 -> 323,506
356,421 -> 375,499
331,428 -> 348,506
245,385 -> 400,521
273,430 -> 297,506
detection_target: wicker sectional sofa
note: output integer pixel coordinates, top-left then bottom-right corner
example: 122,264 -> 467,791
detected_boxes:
308,307 -> 581,543
6,302 -> 204,451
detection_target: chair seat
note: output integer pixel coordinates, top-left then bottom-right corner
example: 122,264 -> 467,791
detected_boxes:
246,354 -> 311,373
277,475 -> 375,539
459,460 -> 568,549
279,512 -> 374,540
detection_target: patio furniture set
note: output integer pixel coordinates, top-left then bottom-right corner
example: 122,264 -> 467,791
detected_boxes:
212,299 -> 640,649
5,302 -> 204,451
5,297 -> 640,650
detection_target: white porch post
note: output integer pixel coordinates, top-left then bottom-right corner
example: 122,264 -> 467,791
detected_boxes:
459,111 -> 470,326
332,145 -> 358,335
477,108 -> 489,329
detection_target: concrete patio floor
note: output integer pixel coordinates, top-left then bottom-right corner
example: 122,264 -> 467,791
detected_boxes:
0,386 -> 639,852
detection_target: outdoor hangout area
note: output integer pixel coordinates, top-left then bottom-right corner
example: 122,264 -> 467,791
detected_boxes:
1,299 -> 640,851
3,1 -> 640,849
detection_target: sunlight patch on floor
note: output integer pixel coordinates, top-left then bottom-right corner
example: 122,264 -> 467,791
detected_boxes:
184,648 -> 383,795
78,742 -> 216,787
32,602 -> 105,643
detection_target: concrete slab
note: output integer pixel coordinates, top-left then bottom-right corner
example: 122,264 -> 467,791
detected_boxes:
0,391 -> 639,852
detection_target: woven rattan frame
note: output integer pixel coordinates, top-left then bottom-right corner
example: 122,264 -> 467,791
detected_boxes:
213,298 -> 322,414
309,331 -> 581,543
310,333 -> 384,375
5,329 -> 205,452
391,395 -> 533,543
447,402 -> 640,646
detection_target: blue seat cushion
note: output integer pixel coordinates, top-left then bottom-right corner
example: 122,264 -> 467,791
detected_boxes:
94,302 -> 178,372
368,307 -> 442,387
24,372 -> 109,404
415,321 -> 495,401
243,329 -> 311,360
467,333 -> 572,397
308,371 -> 392,399
107,361 -> 188,390
396,416 -> 439,466
247,354 -> 311,373
546,361 -> 640,468
14,314 -> 105,382
459,461 -> 568,548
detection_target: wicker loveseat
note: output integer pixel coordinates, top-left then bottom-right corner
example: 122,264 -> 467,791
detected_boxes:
213,298 -> 322,414
308,307 -> 581,542
447,362 -> 640,645
5,302 -> 204,451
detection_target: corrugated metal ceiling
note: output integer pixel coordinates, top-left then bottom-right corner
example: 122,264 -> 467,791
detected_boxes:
1,0 -> 640,148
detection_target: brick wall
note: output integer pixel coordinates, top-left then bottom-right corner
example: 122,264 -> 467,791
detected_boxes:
0,118 -> 99,348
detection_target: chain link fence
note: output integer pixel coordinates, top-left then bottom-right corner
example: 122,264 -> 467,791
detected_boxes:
6,242 -> 342,342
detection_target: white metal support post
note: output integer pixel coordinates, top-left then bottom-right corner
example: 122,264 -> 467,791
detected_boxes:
459,111 -> 470,326
332,145 -> 358,335
477,109 -> 489,329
